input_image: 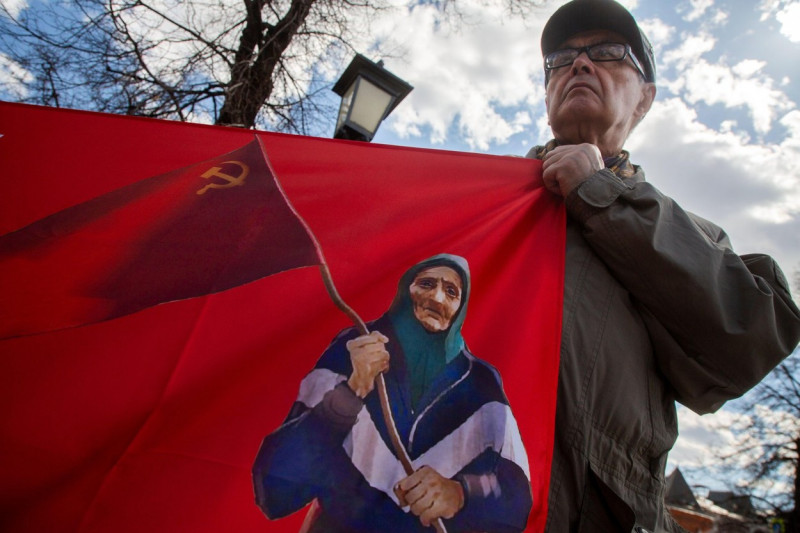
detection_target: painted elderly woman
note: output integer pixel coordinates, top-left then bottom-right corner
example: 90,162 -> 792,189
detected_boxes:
253,254 -> 532,532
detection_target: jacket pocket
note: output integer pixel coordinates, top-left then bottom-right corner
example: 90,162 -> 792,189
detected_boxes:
577,467 -> 635,533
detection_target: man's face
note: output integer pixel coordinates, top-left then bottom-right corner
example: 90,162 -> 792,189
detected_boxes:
409,266 -> 463,333
545,30 -> 654,147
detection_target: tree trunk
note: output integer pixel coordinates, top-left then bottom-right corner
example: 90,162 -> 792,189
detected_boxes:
216,0 -> 315,127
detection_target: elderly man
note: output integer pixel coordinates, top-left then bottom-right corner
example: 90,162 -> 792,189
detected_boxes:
528,1 -> 800,532
252,254 -> 531,532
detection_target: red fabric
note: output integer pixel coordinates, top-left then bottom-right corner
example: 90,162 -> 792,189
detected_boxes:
0,102 -> 565,532
0,137 -> 321,339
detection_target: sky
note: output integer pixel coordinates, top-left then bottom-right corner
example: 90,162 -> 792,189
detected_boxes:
360,0 -> 800,497
2,0 -> 799,498
367,0 -> 800,276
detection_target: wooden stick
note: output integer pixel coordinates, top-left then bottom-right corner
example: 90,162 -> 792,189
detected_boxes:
319,264 -> 447,533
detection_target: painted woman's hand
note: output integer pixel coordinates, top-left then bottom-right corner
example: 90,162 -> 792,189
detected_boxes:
395,466 -> 465,527
346,331 -> 390,398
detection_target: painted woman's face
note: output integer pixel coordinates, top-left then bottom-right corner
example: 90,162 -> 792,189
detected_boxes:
409,266 -> 463,332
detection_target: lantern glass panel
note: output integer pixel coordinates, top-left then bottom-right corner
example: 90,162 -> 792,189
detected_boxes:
335,82 -> 355,133
348,77 -> 393,135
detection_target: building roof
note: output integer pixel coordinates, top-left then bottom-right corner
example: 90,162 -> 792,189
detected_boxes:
666,468 -> 700,508
708,491 -> 755,517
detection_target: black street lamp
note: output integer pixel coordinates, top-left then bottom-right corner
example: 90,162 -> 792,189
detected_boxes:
332,54 -> 413,142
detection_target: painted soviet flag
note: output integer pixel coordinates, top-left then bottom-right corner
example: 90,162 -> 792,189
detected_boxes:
0,137 -> 322,339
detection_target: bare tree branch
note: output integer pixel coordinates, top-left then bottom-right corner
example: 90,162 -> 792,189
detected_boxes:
712,352 -> 800,532
0,0 -> 550,132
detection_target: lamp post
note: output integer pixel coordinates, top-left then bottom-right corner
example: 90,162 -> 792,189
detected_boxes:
332,54 -> 413,142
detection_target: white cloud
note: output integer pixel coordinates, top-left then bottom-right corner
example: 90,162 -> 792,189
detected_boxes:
662,31 -> 793,135
678,0 -> 729,27
685,59 -> 791,134
780,108 -> 800,148
375,0 -> 551,150
776,2 -> 800,41
682,0 -> 714,22
668,407 -> 741,470
617,0 -> 640,10
0,52 -> 31,99
638,18 -> 676,54
0,0 -> 28,18
534,110 -> 551,144
627,97 -> 800,271
710,9 -> 729,26
759,0 -> 800,41
661,31 -> 716,69
759,0 -> 781,20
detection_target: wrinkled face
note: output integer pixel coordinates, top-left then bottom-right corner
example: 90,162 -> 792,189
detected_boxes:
409,266 -> 463,333
545,29 -> 653,145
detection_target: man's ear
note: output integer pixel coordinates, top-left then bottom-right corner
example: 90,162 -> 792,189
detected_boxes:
635,82 -> 656,121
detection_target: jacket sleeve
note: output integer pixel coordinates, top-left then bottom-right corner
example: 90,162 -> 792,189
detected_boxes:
252,368 -> 363,518
566,168 -> 800,414
450,451 -> 532,533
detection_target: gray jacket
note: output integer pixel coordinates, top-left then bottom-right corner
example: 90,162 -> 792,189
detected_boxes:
530,155 -> 800,532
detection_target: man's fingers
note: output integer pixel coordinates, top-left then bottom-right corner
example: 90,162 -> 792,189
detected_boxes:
541,147 -> 565,165
541,167 -> 564,197
539,143 -> 605,198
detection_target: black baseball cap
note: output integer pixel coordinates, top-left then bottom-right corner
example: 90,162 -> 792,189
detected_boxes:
541,0 -> 656,83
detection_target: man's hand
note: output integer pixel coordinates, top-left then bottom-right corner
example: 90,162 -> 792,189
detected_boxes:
394,466 -> 465,527
346,331 -> 390,398
541,143 -> 603,198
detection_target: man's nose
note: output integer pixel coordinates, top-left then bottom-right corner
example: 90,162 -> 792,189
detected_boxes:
571,51 -> 595,75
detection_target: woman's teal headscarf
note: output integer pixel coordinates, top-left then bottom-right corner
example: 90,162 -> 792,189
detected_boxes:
386,254 -> 470,409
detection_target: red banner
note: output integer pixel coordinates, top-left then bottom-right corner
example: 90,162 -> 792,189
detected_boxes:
0,102 -> 564,532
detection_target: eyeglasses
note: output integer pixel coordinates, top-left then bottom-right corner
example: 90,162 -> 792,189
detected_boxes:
544,42 -> 646,80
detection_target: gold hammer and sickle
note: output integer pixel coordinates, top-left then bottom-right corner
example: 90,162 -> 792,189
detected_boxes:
196,160 -> 250,195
